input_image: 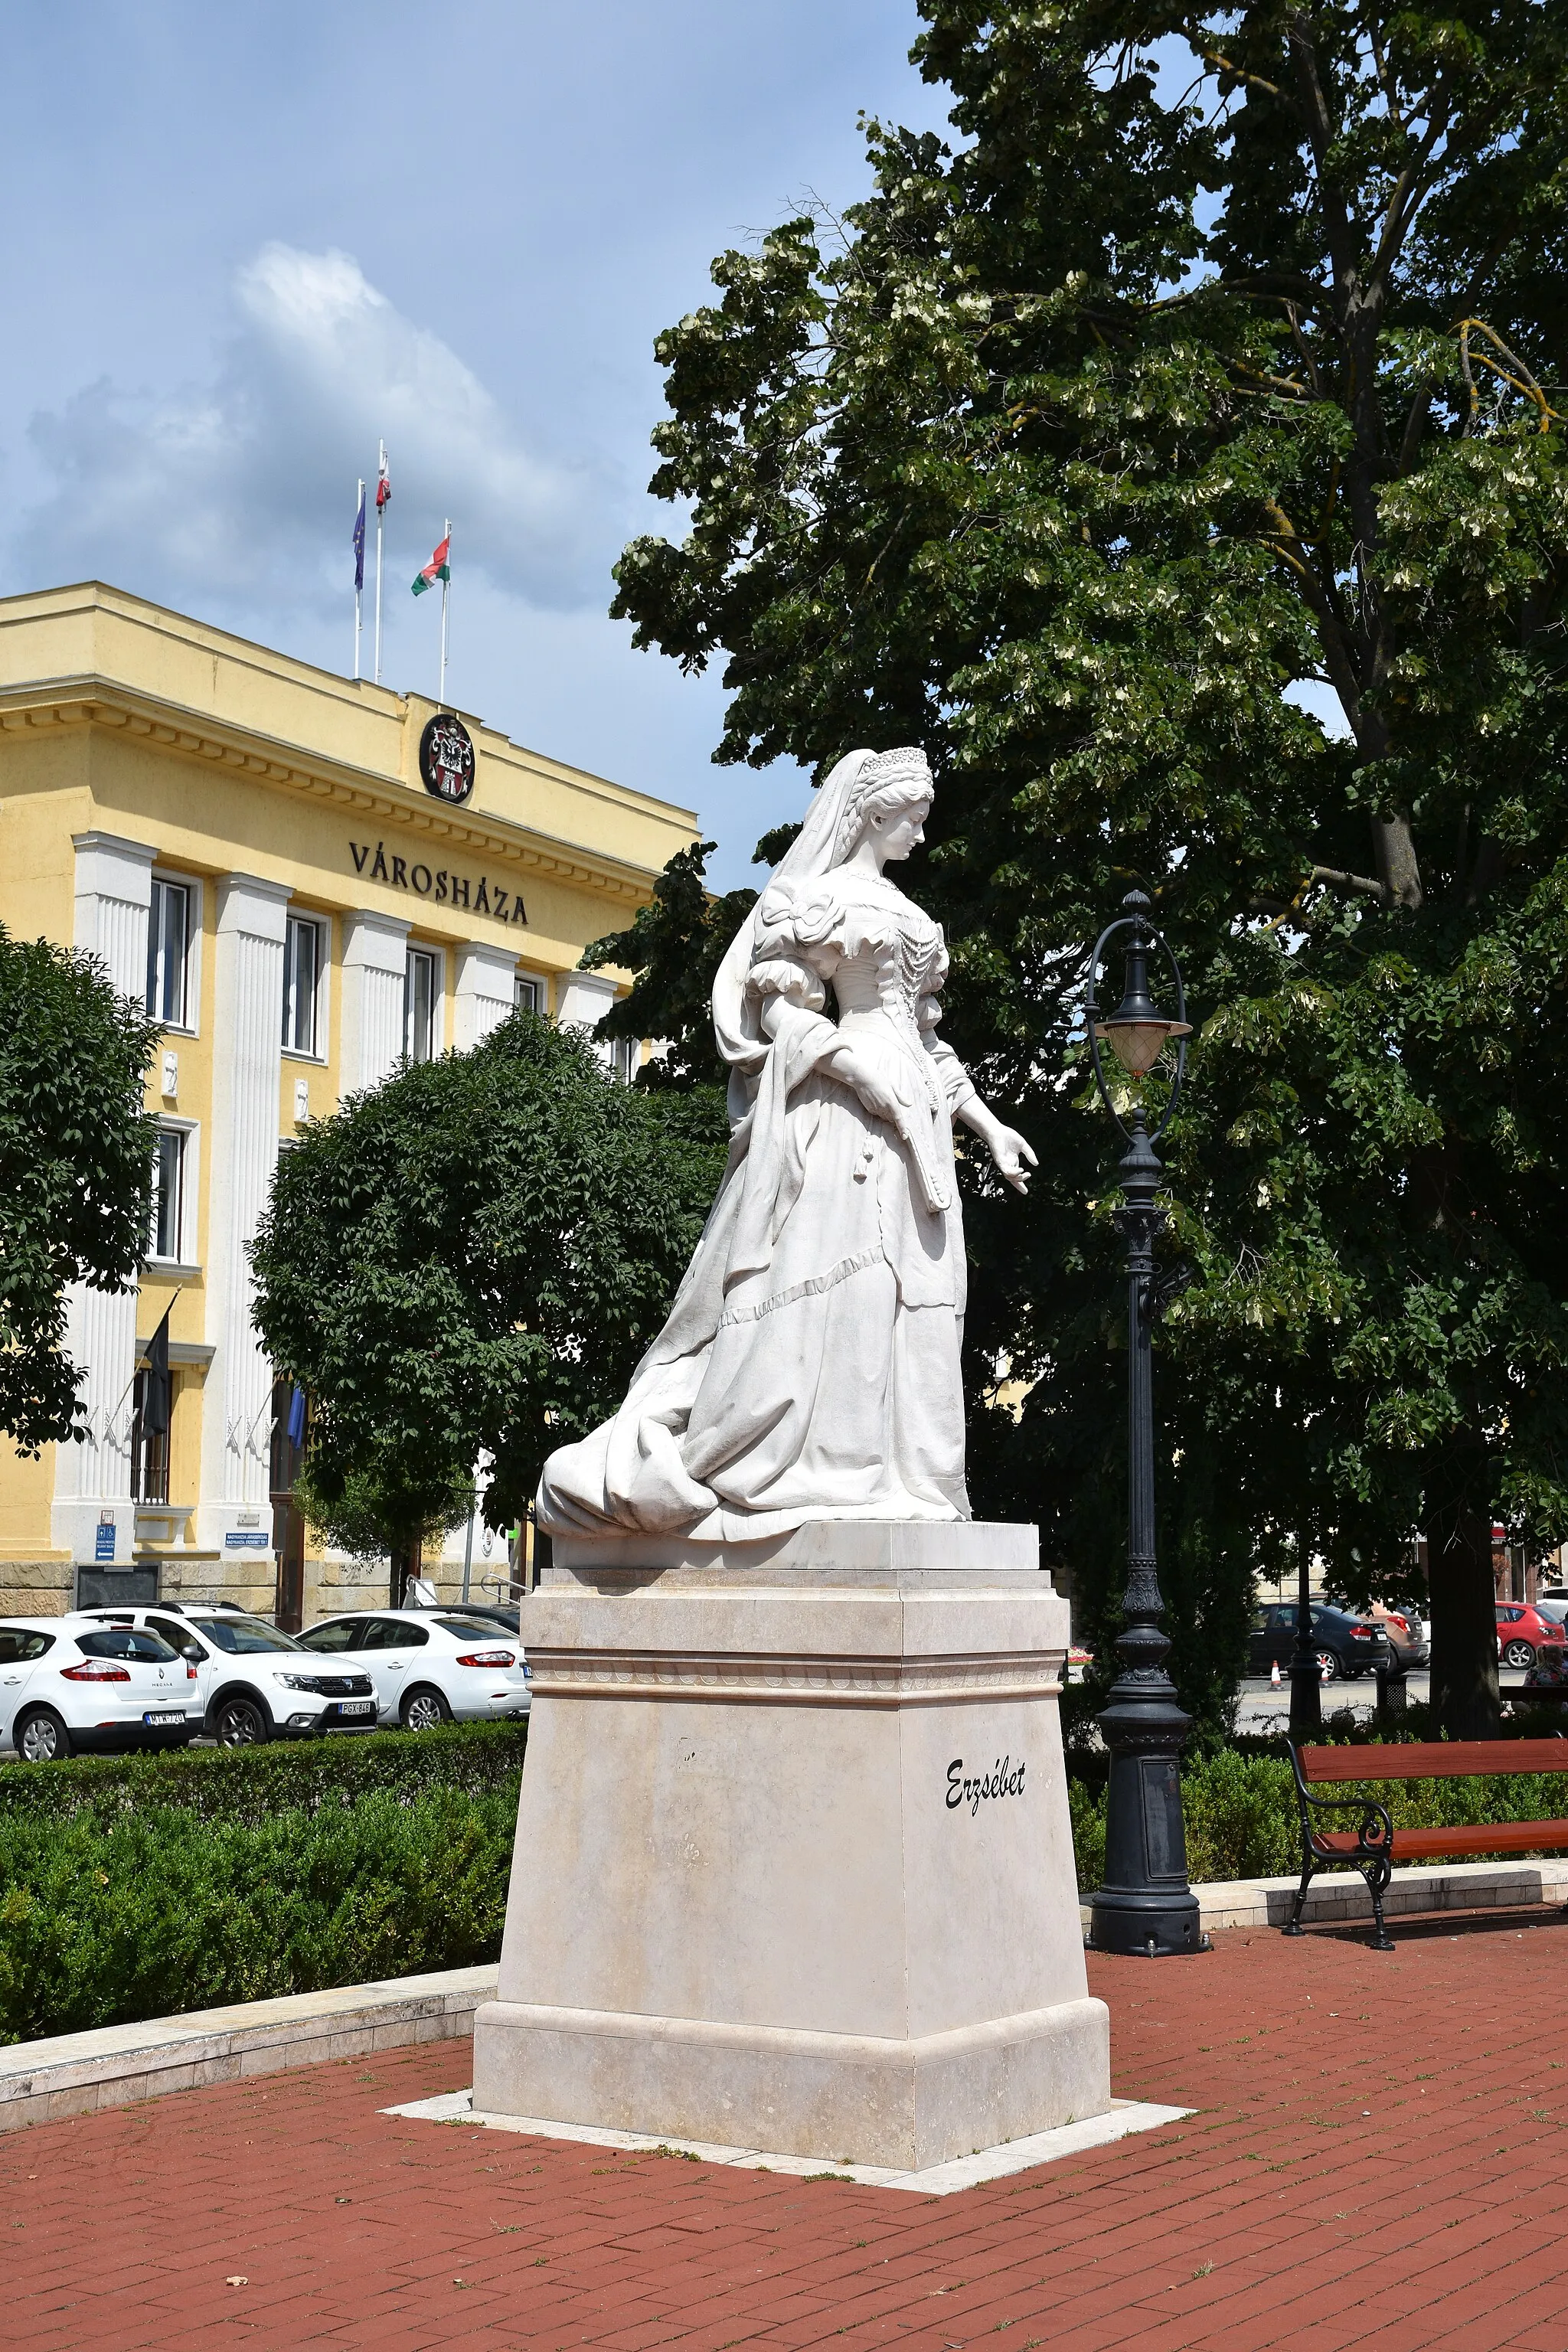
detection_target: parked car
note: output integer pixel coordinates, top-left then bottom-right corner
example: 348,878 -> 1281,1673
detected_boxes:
1249,1602 -> 1394,1683
406,1600 -> 521,1636
0,1615 -> 197,1760
1495,1602 -> 1566,1671
1531,1597 -> 1568,1632
1323,1592 -> 1430,1667
296,1609 -> 531,1729
77,1606 -> 377,1743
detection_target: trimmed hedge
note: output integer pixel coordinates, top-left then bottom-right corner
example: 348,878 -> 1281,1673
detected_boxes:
0,1718 -> 528,1824
0,1725 -> 528,2044
1067,1745 -> 1568,1891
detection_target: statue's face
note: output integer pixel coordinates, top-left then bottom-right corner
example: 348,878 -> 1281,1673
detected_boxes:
874,792 -> 930,864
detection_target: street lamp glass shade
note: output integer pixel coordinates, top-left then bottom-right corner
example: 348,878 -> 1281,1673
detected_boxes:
1094,1014 -> 1192,1076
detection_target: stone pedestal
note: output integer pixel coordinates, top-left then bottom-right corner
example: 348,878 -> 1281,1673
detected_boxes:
472,1522 -> 1109,2172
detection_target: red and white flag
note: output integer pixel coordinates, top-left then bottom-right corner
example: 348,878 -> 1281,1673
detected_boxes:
375,440 -> 391,511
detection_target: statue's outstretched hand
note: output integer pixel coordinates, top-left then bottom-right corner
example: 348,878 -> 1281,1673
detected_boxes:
987,1124 -> 1037,1194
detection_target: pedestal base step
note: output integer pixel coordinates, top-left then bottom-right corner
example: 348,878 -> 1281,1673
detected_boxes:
472,1993 -> 1110,2174
385,2086 -> 1189,2197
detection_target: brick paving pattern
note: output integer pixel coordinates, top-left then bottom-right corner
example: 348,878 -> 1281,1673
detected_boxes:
5,1911 -> 1563,2349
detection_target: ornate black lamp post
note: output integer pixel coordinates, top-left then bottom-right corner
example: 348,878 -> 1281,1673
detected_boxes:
1084,892 -> 1203,1958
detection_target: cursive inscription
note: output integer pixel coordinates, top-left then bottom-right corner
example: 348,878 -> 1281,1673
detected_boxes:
350,839 -> 528,926
946,1756 -> 1026,1818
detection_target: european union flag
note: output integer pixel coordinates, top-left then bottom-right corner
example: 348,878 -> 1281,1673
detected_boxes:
286,1384 -> 307,1449
352,484 -> 367,593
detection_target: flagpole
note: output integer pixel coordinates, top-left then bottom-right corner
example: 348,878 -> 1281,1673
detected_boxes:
374,439 -> 387,684
354,479 -> 364,681
439,517 -> 451,705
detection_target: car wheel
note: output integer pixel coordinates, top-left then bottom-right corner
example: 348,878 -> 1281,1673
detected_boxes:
212,1694 -> 269,1746
400,1684 -> 452,1732
15,1707 -> 71,1762
1504,1639 -> 1535,1671
1315,1650 -> 1340,1683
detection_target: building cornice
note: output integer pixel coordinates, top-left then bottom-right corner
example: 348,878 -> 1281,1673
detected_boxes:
0,678 -> 656,907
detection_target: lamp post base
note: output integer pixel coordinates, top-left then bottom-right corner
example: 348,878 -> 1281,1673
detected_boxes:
1087,1886 -> 1204,1957
1086,1675 -> 1204,1957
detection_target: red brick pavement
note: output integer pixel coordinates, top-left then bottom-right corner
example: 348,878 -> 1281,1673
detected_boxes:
5,1911 -> 1566,2350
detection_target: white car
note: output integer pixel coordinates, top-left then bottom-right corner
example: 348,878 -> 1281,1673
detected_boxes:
76,1606 -> 378,1744
297,1609 -> 531,1730
0,1615 -> 198,1761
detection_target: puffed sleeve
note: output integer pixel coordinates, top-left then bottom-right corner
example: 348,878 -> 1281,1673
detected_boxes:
746,878 -> 847,1009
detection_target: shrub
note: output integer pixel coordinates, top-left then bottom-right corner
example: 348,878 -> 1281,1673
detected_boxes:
0,1718 -> 527,1826
0,1725 -> 528,2043
0,1784 -> 519,2045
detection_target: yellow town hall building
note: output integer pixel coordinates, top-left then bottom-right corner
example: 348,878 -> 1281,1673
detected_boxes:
0,582 -> 695,1623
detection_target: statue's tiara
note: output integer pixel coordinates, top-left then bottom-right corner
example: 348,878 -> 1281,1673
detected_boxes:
861,746 -> 930,783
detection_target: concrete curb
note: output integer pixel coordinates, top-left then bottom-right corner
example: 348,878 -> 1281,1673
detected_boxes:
1082,1856 -> 1568,1935
0,1963 -> 498,2134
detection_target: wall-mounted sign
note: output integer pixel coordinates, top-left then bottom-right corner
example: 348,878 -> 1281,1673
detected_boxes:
420,713 -> 476,806
225,1531 -> 270,1550
93,1521 -> 117,1563
350,840 -> 528,926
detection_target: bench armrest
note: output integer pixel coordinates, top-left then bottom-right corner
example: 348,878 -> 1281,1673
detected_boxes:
1289,1747 -> 1393,1856
1297,1785 -> 1394,1854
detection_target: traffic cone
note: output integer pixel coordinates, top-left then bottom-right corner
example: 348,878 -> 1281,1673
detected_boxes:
1270,1659 -> 1282,1689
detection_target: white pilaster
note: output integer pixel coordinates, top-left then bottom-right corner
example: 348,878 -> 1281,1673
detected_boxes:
51,832 -> 156,1569
198,874 -> 290,1552
454,941 -> 519,1050
340,910 -> 410,1092
557,971 -> 619,1070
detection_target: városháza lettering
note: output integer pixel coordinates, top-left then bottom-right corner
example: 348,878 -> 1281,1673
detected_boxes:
350,840 -> 528,925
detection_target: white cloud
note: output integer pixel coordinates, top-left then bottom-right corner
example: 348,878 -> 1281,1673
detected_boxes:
15,243 -> 606,619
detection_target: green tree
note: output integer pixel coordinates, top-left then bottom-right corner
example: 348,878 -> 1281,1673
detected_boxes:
0,926 -> 158,1452
250,1010 -> 729,1574
609,0 -> 1568,1736
583,839 -> 757,1092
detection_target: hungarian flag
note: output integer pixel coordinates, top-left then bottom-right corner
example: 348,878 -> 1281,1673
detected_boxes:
412,531 -> 450,596
376,441 -> 391,510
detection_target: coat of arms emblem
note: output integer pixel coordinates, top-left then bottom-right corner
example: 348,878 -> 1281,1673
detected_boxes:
419,713 -> 475,805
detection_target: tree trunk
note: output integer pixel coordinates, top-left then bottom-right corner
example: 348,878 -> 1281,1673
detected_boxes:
389,1537 -> 422,1610
1426,1446 -> 1500,1739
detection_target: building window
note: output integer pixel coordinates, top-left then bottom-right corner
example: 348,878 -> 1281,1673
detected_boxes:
149,1129 -> 185,1262
405,948 -> 439,1063
281,915 -> 322,1057
130,1370 -> 172,1504
145,878 -> 191,1026
514,975 -> 542,1015
612,1034 -> 639,1084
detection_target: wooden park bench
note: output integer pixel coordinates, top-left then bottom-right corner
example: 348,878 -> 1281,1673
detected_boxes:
1287,1738 -> 1568,1949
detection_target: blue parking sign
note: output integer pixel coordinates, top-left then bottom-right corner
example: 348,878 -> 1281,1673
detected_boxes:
93,1521 -> 116,1563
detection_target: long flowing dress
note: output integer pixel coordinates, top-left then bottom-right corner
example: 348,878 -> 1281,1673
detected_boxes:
537,840 -> 979,1540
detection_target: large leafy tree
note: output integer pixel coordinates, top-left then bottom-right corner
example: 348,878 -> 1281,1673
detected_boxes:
609,0 -> 1568,1736
250,1011 -> 729,1573
0,927 -> 158,1452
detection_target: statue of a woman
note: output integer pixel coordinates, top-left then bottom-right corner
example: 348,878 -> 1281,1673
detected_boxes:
537,746 -> 1037,1540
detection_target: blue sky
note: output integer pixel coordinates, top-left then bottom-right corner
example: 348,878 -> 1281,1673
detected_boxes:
1,2 -> 955,887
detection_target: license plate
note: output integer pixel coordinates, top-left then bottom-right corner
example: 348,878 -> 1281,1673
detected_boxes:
338,1700 -> 375,1717
143,1710 -> 185,1725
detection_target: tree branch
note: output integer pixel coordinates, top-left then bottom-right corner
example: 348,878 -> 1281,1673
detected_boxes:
1312,863 -> 1390,900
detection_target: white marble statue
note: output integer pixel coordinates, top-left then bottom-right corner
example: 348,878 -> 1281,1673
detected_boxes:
537,746 -> 1037,1540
